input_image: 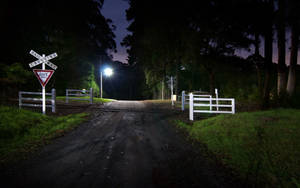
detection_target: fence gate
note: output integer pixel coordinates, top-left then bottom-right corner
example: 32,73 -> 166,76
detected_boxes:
189,93 -> 235,121
181,90 -> 214,111
19,88 -> 56,113
66,88 -> 93,104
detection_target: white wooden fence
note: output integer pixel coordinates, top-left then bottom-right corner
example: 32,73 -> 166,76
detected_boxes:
66,88 -> 93,104
19,89 -> 56,113
189,93 -> 235,121
181,90 -> 214,111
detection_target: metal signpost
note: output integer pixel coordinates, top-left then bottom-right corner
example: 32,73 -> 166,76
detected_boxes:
29,50 -> 58,114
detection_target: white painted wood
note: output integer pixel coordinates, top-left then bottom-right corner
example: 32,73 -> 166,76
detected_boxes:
187,90 -> 235,121
52,89 -> 56,113
19,89 -> 56,113
90,88 -> 93,104
189,93 -> 193,121
66,88 -> 93,104
194,104 -> 233,107
42,55 -> 46,114
232,99 -> 235,114
194,110 -> 233,114
29,50 -> 58,70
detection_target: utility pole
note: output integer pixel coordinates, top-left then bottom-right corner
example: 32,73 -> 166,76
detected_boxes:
171,76 -> 174,106
162,80 -> 164,100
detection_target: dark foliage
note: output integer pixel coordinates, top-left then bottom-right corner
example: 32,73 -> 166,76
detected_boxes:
0,0 -> 116,95
123,0 -> 300,108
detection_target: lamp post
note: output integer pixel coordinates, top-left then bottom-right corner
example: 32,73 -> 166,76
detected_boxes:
100,67 -> 113,98
100,71 -> 102,98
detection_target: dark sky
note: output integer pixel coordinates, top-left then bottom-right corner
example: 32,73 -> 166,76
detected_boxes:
102,0 -> 130,64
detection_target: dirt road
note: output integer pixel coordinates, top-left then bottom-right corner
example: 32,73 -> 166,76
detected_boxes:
2,101 -> 241,188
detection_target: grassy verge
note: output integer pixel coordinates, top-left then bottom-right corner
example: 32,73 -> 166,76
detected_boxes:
56,96 -> 115,103
0,106 -> 87,163
176,109 -> 300,187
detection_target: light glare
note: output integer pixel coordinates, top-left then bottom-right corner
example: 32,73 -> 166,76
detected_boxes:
104,68 -> 113,77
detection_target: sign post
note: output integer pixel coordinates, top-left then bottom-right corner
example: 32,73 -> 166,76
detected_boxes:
29,50 -> 58,114
42,55 -> 46,114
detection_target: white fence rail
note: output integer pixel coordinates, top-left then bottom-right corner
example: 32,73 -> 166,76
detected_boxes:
19,89 -> 56,113
66,88 -> 93,104
181,90 -> 213,111
189,93 -> 235,121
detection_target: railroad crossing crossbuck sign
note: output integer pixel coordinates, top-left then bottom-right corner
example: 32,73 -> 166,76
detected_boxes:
28,50 -> 58,114
29,50 -> 58,70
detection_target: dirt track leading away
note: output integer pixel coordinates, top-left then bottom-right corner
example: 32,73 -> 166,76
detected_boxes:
1,101 -> 243,188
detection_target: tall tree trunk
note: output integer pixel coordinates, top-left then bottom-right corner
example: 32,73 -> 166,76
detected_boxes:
208,69 -> 215,95
263,36 -> 273,108
286,25 -> 299,96
176,70 -> 179,95
255,32 -> 260,56
254,33 -> 263,98
277,0 -> 287,99
262,0 -> 274,109
263,28 -> 273,108
202,60 -> 215,95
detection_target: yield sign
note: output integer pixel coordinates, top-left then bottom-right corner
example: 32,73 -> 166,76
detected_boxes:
33,69 -> 54,87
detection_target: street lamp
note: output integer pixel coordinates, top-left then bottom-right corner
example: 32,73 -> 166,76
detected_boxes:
100,67 -> 113,98
104,67 -> 113,77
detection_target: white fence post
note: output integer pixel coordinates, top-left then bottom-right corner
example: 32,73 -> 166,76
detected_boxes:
215,88 -> 219,111
232,99 -> 235,114
52,88 -> 56,113
90,88 -> 93,104
209,95 -> 212,111
19,92 -> 22,109
66,89 -> 69,103
182,90 -> 185,111
189,93 -> 194,121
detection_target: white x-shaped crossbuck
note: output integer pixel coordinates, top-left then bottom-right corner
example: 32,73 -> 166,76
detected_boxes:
29,50 -> 58,70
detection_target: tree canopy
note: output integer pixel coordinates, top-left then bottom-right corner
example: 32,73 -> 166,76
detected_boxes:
123,0 -> 300,107
0,0 -> 116,95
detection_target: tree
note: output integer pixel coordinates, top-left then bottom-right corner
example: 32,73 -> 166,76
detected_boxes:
124,0 -> 253,97
286,0 -> 300,96
276,0 -> 287,99
0,0 -> 116,93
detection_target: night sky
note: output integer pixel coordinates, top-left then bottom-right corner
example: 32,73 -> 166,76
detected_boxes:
102,0 -> 130,64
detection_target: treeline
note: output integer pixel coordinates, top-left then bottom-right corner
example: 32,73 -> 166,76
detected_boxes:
123,0 -> 300,108
0,0 -> 116,96
103,61 -> 146,100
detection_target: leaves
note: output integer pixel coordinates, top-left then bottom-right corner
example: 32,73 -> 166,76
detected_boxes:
1,0 -> 116,92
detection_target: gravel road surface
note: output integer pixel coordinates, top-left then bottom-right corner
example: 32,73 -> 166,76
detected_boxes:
1,101 -> 242,188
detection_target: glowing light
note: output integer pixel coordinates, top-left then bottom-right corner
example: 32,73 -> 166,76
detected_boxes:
103,67 -> 113,77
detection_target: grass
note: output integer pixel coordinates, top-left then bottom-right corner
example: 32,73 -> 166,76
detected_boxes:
56,96 -> 115,103
0,106 -> 87,163
176,109 -> 300,187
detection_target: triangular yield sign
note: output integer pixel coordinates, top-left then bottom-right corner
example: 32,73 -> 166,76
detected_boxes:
33,69 -> 54,87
